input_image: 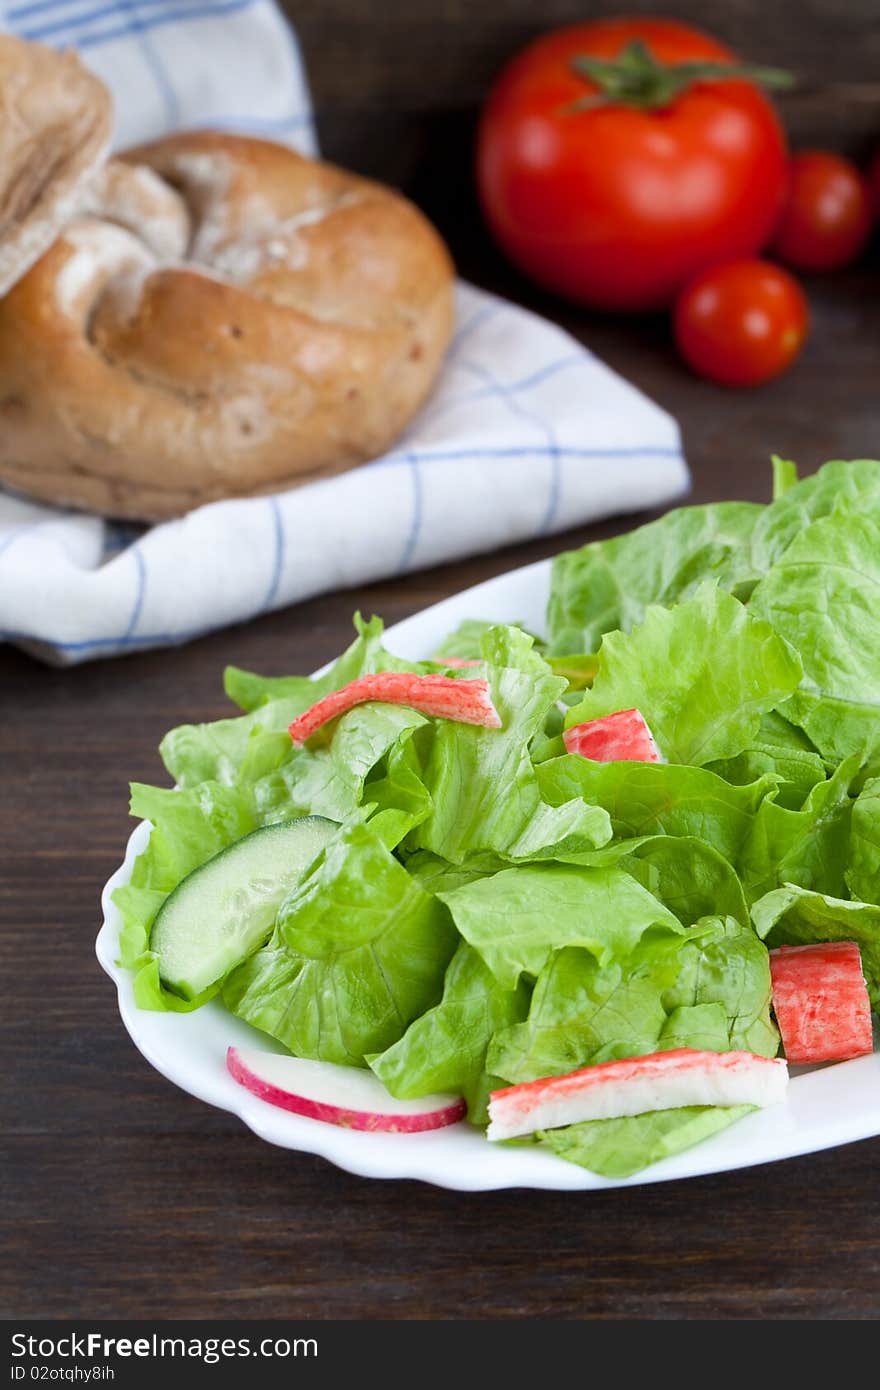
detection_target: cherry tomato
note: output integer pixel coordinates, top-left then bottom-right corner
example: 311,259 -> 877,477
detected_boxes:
476,18 -> 790,312
770,151 -> 872,271
674,259 -> 809,387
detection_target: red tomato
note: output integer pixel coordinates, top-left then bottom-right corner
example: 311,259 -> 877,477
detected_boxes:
770,151 -> 872,271
673,259 -> 808,386
476,18 -> 789,312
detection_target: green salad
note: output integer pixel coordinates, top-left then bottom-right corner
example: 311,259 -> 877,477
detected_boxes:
115,457 -> 880,1178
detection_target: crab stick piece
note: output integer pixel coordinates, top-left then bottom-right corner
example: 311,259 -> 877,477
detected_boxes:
433,655 -> 482,668
288,672 -> 501,746
770,942 -> 874,1064
564,708 -> 663,763
487,1048 -> 788,1141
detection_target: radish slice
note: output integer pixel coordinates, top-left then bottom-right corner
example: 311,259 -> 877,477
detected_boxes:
770,941 -> 874,1064
564,708 -> 663,763
487,1048 -> 788,1141
288,672 -> 501,746
227,1046 -> 467,1133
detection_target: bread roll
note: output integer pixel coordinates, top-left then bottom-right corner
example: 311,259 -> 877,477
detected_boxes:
0,129 -> 455,519
0,35 -> 110,296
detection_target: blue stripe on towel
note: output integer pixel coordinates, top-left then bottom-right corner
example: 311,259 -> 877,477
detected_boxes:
396,455 -> 423,575
409,353 -> 598,439
122,544 -> 147,639
9,0 -> 111,19
446,303 -> 502,360
0,519 -> 48,561
453,358 -> 563,533
260,495 -> 285,612
373,443 -> 683,467
9,1 -> 95,20
18,0 -> 260,45
0,624 -> 216,653
119,0 -> 181,125
0,442 -> 685,656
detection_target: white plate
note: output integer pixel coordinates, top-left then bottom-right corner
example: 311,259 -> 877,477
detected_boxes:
96,557 -> 880,1190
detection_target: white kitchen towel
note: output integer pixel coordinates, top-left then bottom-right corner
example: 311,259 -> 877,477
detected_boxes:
0,0 -> 689,665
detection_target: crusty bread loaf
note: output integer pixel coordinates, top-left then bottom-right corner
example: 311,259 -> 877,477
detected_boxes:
0,35 -> 111,296
0,128 -> 455,519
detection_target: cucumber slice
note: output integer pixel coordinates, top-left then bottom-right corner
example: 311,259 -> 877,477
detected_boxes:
150,816 -> 336,999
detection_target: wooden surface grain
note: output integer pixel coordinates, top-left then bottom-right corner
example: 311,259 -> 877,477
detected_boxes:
4,0 -> 880,1321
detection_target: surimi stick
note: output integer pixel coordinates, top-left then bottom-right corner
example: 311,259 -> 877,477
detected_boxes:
288,672 -> 501,746
770,942 -> 874,1064
487,1048 -> 788,1141
564,708 -> 663,762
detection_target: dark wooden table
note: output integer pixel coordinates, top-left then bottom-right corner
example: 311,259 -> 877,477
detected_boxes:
4,1 -> 880,1322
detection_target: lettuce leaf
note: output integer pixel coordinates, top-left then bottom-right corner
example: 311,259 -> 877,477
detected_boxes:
537,755 -> 776,865
663,917 -> 778,1057
223,612 -> 422,712
506,912 -> 775,1178
737,756 -> 860,903
750,511 -> 880,761
489,915 -> 776,1088
361,739 -> 434,848
407,625 -> 611,863
251,702 -> 427,827
222,821 -> 458,1064
749,458 -> 880,577
771,456 -> 799,498
546,500 -> 763,655
544,459 -> 880,666
536,1106 -> 755,1179
705,711 -> 827,811
564,583 -> 802,766
585,835 -> 751,929
431,618 -> 506,662
437,862 -> 682,991
160,702 -> 301,791
369,942 -> 530,1122
403,852 -> 490,896
846,776 -> 880,905
162,614 -> 426,787
487,937 -> 685,1085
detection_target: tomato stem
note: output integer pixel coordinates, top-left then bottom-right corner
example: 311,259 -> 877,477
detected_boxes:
569,40 -> 794,112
